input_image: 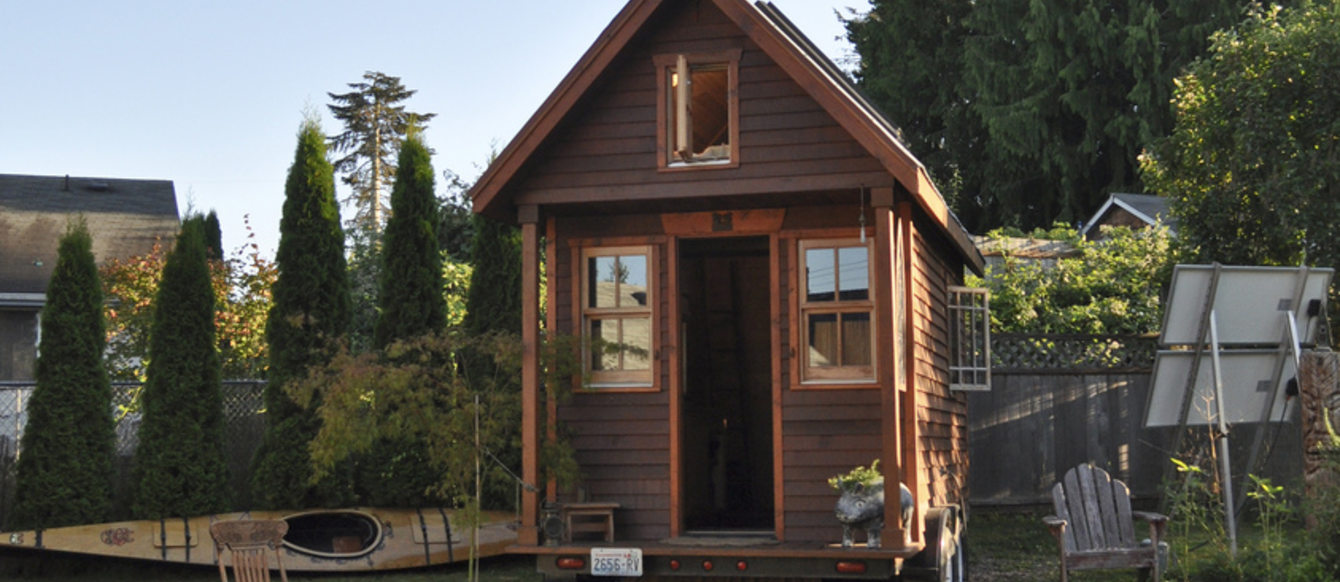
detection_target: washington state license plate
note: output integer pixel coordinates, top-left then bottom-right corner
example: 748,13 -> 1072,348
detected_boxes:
590,547 -> 643,576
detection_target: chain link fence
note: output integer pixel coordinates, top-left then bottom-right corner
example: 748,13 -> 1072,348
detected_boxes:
0,380 -> 267,527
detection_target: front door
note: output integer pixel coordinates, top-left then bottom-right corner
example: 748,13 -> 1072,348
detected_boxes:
678,236 -> 774,532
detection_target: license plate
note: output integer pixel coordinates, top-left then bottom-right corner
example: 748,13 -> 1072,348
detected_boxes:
590,547 -> 643,577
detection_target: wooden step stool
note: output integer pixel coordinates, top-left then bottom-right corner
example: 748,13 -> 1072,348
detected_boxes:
561,502 -> 620,543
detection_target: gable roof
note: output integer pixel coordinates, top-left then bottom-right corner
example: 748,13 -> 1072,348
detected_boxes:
468,0 -> 982,272
0,173 -> 179,297
1079,192 -> 1175,239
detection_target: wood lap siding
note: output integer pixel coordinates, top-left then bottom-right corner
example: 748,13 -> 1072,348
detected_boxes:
910,220 -> 969,510
781,388 -> 883,542
561,391 -> 671,540
516,1 -> 888,202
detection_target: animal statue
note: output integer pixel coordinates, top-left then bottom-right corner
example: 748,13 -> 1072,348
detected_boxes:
834,479 -> 913,548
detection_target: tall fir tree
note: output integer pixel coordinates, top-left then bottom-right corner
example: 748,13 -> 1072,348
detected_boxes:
131,216 -> 230,518
327,71 -> 436,235
374,130 -> 446,348
251,117 -> 353,509
328,71 -> 435,352
11,219 -> 116,530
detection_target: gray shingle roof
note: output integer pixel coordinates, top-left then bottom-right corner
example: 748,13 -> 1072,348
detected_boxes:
0,174 -> 179,295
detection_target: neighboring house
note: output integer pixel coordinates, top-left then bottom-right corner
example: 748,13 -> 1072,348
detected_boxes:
1080,192 -> 1175,240
0,174 -> 179,382
470,0 -> 986,577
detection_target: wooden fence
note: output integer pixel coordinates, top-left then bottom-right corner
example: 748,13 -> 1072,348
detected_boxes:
968,334 -> 1303,507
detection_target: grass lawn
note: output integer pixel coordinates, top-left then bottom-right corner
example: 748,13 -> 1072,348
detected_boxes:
966,509 -> 1140,582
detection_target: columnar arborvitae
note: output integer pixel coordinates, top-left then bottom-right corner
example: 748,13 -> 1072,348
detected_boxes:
131,217 -> 230,518
460,213 -> 522,508
11,219 -> 116,530
251,117 -> 352,509
356,132 -> 447,507
202,210 -> 223,261
375,132 -> 445,348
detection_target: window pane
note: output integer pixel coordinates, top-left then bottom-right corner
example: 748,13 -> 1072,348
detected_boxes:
841,312 -> 872,366
590,319 -> 620,371
806,248 -> 835,302
808,313 -> 838,367
618,254 -> 648,307
622,317 -> 652,371
588,256 -> 617,308
838,247 -> 869,301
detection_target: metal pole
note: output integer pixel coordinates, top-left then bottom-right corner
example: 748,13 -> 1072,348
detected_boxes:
1210,313 -> 1237,556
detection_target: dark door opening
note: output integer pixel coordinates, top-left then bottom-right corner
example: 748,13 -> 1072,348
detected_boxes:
679,236 -> 774,532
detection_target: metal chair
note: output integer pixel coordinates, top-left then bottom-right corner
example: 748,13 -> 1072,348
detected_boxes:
210,519 -> 289,582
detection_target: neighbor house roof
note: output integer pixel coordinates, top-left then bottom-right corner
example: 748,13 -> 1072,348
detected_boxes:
468,0 -> 983,273
0,174 -> 179,298
1080,193 -> 1175,240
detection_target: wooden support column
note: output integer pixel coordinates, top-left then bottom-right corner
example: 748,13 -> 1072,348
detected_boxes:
898,200 -> 923,544
872,187 -> 904,546
519,205 -> 541,546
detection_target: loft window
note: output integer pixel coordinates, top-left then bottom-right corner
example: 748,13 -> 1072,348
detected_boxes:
581,246 -> 654,387
798,239 -> 875,383
655,50 -> 741,169
948,286 -> 991,391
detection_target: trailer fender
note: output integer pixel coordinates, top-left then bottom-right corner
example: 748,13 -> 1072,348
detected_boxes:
902,506 -> 964,582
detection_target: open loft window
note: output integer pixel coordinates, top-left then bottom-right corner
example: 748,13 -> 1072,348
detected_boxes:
798,239 -> 875,383
948,286 -> 991,391
656,50 -> 741,169
581,246 -> 654,387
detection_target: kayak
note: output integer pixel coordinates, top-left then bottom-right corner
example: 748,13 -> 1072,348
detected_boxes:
0,507 -> 517,572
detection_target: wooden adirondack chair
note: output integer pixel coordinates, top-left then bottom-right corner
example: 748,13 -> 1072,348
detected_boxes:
1043,464 -> 1168,582
210,519 -> 289,582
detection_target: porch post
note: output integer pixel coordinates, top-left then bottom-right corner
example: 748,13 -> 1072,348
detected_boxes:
871,187 -> 905,546
519,205 -> 541,546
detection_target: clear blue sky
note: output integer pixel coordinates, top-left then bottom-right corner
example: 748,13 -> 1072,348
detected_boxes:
1,1 -> 861,258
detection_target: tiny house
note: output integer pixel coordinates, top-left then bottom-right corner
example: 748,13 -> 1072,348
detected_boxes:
469,1 -> 988,579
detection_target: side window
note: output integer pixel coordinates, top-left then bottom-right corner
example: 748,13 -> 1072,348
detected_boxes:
656,50 -> 741,169
948,286 -> 991,391
798,239 -> 874,383
581,246 -> 654,387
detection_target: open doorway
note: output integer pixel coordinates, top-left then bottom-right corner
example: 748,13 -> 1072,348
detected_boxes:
678,236 -> 774,532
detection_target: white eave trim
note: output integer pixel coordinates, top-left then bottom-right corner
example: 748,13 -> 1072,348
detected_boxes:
0,293 -> 46,308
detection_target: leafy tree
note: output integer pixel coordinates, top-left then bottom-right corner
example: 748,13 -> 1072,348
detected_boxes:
375,131 -> 446,347
327,71 -> 436,235
102,218 -> 275,383
1142,1 -> 1340,270
251,117 -> 352,509
846,0 -> 1271,232
131,217 -> 229,518
970,224 -> 1178,334
11,219 -> 116,530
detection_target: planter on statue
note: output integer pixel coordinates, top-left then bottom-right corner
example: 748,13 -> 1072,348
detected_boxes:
834,479 -> 914,549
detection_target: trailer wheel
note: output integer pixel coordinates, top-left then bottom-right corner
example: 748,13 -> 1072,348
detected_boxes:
904,506 -> 964,582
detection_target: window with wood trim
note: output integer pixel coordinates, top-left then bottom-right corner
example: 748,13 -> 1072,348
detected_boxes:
798,239 -> 874,382
655,50 -> 741,169
948,286 -> 990,391
581,246 -> 654,387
